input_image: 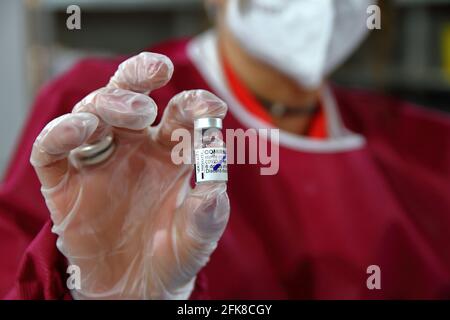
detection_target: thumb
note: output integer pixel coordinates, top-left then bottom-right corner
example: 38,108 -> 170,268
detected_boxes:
175,183 -> 230,273
155,90 -> 227,149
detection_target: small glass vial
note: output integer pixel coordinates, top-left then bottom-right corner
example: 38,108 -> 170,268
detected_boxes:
194,118 -> 228,184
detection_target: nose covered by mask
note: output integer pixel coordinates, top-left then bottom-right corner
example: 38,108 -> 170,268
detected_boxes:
225,0 -> 376,89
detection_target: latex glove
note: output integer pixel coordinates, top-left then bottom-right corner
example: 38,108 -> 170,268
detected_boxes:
30,52 -> 230,300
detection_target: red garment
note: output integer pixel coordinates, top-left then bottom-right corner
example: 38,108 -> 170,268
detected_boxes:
1,38 -> 450,299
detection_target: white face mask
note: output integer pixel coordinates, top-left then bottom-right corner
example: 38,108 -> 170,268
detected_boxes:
225,0 -> 375,89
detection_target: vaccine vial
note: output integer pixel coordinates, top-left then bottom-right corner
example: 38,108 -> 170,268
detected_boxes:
194,118 -> 228,184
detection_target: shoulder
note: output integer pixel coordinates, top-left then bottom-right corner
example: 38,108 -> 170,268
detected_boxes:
334,85 -> 450,177
334,85 -> 450,134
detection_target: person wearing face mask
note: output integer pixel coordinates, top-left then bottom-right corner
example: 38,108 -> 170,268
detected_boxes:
0,0 -> 449,300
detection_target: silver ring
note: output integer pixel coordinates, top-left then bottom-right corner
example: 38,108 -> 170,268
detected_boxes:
73,134 -> 116,166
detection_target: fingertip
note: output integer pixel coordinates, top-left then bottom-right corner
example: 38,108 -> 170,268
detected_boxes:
95,88 -> 158,130
156,90 -> 228,146
181,182 -> 230,246
191,182 -> 227,199
36,113 -> 99,156
145,52 -> 174,88
74,112 -> 100,137
30,113 -> 99,185
109,52 -> 174,93
189,182 -> 230,223
172,90 -> 228,121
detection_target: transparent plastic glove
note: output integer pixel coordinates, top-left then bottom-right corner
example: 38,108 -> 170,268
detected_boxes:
30,52 -> 230,300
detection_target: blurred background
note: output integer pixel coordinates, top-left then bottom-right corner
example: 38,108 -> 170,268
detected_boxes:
1,0 -> 450,176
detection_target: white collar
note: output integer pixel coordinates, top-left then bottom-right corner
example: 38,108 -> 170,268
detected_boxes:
187,30 -> 365,153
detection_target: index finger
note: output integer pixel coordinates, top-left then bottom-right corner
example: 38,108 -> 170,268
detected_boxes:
108,52 -> 174,94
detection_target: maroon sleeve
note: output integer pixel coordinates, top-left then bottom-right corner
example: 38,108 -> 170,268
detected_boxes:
0,59 -> 111,299
5,221 -> 72,300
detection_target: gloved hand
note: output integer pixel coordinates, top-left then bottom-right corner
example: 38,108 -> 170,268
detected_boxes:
30,52 -> 230,299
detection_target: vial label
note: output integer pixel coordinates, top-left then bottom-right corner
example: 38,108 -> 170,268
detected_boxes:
195,147 -> 228,183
